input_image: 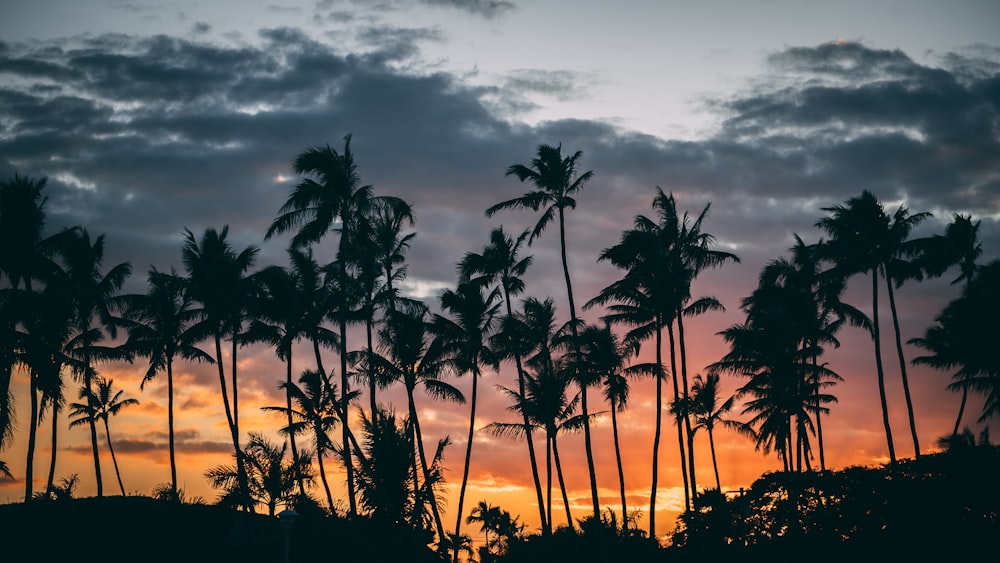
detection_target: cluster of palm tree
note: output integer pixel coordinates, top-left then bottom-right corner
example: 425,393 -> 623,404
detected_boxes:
1,139 -> 997,557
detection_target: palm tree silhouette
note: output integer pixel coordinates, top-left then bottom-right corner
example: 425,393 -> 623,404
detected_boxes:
121,268 -> 213,497
817,191 -> 931,461
687,373 -> 741,490
58,228 -> 132,497
459,226 -> 548,534
578,322 -> 636,525
182,226 -> 258,510
488,143 -> 601,519
365,304 -> 462,541
916,214 -> 982,435
68,376 -> 138,496
205,432 -> 314,516
429,279 -> 500,561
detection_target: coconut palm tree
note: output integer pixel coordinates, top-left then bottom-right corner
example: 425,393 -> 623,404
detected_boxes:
205,432 -> 315,516
577,323 -> 636,524
58,228 -> 132,497
816,191 -> 931,461
488,143 -> 601,518
121,268 -> 213,497
687,373 -> 742,490
68,376 -> 138,496
428,279 -> 500,561
0,459 -> 11,480
911,260 -> 1000,426
367,304 -> 463,542
916,214 -> 982,435
182,226 -> 258,510
459,226 -> 548,534
263,368 -> 341,513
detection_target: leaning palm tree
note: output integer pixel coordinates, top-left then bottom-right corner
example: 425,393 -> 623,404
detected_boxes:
182,226 -> 258,510
121,268 -> 213,497
428,280 -> 500,561
58,228 -> 132,498
68,376 -> 139,496
487,143 -> 600,518
460,226 -> 548,534
816,191 -> 931,461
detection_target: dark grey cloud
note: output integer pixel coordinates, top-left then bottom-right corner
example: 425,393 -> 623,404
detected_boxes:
421,0 -> 515,19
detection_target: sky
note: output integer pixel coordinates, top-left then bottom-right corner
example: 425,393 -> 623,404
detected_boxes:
1,0 -> 999,543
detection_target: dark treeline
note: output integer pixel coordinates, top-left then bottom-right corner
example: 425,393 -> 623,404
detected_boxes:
1,136 -> 997,560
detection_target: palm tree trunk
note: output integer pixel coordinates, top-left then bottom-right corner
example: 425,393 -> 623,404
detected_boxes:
667,323 -> 690,512
551,432 -> 574,530
103,417 -> 126,496
557,208 -> 599,518
453,368 -> 479,563
676,312 -> 697,501
214,334 -> 250,511
812,352 -> 826,471
649,323 -> 664,537
84,354 -> 103,498
338,296 -> 357,517
546,435 -> 553,531
285,345 -> 306,498
46,403 -> 58,494
407,382 -> 446,543
871,270 -> 897,463
167,361 -> 178,495
952,386 -> 968,437
885,277 -> 920,459
708,427 -> 720,490
25,373 -> 38,503
316,438 -> 335,513
611,396 -> 628,526
367,314 -> 377,420
503,294 -> 548,535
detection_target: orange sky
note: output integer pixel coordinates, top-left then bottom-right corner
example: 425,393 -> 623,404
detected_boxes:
0,265 -> 980,543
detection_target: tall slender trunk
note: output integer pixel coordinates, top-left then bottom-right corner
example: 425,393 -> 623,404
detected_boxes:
551,432 -> 574,530
407,381 -> 446,543
316,436 -> 335,513
611,396 -> 628,525
649,323 -> 663,538
885,276 -> 919,459
285,344 -> 306,497
46,402 -> 58,494
812,351 -> 826,471
25,373 -> 38,503
214,334 -> 250,511
952,387 -> 968,437
667,323 -> 689,512
167,361 -> 178,495
504,293 -> 548,535
84,352 -> 103,498
339,311 -> 357,516
676,312 -> 696,501
453,368 -> 479,563
546,435 -> 553,531
103,417 -> 126,495
871,270 -> 896,463
708,427 -> 720,490
557,208 -> 599,518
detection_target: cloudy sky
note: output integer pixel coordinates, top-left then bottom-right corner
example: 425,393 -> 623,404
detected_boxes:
2,0 -> 999,541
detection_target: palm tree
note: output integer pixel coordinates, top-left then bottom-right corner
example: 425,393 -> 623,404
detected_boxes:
0,459 -> 11,480
182,226 -> 258,510
687,373 -> 740,490
68,376 -> 138,496
911,260 -> 1000,426
916,214 -> 982,435
368,304 -> 463,542
460,226 -> 548,534
263,368 -> 341,513
466,500 -> 502,555
205,432 -> 315,516
816,191 -> 931,461
429,279 -> 500,561
58,228 -> 132,497
267,135 -> 411,515
488,143 -> 600,518
121,268 -> 213,497
578,323 -> 636,525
